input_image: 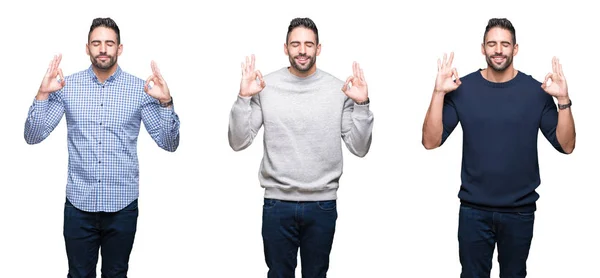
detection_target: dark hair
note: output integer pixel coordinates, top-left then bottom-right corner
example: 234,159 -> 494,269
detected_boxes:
484,18 -> 516,44
286,17 -> 319,44
88,17 -> 121,44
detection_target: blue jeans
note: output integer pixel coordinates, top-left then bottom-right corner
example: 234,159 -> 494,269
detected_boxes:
458,204 -> 535,278
262,198 -> 338,278
63,198 -> 138,278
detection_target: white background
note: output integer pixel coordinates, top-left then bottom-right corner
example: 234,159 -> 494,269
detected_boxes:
1,0 -> 597,277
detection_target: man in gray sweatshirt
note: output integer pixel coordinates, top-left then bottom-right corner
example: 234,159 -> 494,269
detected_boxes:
228,17 -> 374,277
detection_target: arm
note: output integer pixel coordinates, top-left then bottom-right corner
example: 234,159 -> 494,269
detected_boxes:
540,57 -> 575,154
422,92 -> 459,149
141,98 -> 180,152
341,97 -> 373,157
228,94 -> 263,151
142,61 -> 179,152
421,52 -> 461,149
24,54 -> 66,144
228,54 -> 266,151
340,62 -> 373,157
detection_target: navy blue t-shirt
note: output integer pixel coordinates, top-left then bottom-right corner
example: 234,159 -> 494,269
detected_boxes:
441,69 -> 565,212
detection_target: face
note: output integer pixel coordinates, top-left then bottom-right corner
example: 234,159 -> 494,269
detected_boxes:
86,27 -> 122,71
284,27 -> 321,76
482,27 -> 518,72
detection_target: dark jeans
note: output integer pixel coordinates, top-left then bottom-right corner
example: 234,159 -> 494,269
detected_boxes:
262,198 -> 338,278
63,198 -> 139,278
458,204 -> 535,278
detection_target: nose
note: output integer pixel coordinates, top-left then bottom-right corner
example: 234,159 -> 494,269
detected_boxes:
299,44 -> 306,54
99,43 -> 107,53
494,44 -> 502,54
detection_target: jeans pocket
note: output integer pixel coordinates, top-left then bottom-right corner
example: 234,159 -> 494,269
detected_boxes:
263,199 -> 278,210
122,199 -> 139,211
517,211 -> 535,220
317,200 -> 337,211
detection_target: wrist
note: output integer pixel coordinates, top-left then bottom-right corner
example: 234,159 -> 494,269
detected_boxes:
158,96 -> 173,108
354,97 -> 370,105
557,96 -> 570,104
353,96 -> 369,104
158,96 -> 172,103
36,91 -> 50,100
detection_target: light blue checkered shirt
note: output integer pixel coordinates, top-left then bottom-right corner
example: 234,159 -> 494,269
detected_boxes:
24,66 -> 180,212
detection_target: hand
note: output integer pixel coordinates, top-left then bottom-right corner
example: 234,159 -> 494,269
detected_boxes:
144,61 -> 171,103
341,61 -> 368,103
37,54 -> 65,100
239,54 -> 265,97
541,57 -> 569,101
434,52 -> 461,95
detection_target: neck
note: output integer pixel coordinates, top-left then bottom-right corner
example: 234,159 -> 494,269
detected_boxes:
92,64 -> 118,83
288,65 -> 317,78
481,65 -> 517,83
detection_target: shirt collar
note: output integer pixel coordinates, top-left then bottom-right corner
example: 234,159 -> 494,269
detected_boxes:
86,65 -> 122,84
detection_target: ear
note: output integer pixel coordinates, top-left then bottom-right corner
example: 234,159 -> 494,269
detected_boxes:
513,43 -> 519,57
316,43 -> 321,56
283,43 -> 288,56
86,44 -> 90,56
480,43 -> 485,56
117,44 -> 123,56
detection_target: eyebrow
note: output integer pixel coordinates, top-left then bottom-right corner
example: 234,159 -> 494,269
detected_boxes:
90,40 -> 116,44
289,40 -> 316,44
486,40 -> 512,45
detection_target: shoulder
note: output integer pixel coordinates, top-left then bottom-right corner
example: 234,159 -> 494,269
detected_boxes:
316,69 -> 344,86
118,70 -> 146,86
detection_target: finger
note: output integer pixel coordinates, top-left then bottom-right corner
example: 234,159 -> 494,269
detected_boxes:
437,58 -> 441,71
241,62 -> 246,75
56,53 -> 63,69
49,55 -> 58,75
250,54 -> 255,72
559,63 -> 565,78
57,68 -> 65,84
152,60 -> 163,80
448,52 -> 454,67
352,61 -> 357,77
453,68 -> 461,86
342,76 -> 353,92
256,70 -> 266,88
541,73 -> 552,88
360,68 -> 365,83
45,57 -> 54,76
144,75 -> 154,91
442,53 -> 447,68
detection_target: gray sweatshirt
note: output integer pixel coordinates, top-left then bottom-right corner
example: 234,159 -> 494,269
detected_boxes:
228,67 -> 374,201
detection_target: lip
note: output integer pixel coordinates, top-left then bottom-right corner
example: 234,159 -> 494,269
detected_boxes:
296,56 -> 309,64
492,56 -> 505,63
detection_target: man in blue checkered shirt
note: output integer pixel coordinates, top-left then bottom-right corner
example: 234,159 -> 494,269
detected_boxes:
24,17 -> 180,278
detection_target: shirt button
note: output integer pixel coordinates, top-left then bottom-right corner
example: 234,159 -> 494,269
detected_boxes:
100,103 -> 103,106
99,122 -> 102,125
98,141 -> 101,144
98,161 -> 101,164
98,180 -> 101,183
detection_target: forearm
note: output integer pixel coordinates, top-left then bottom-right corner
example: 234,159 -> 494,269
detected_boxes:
343,104 -> 374,157
422,92 -> 445,149
228,95 -> 258,151
556,98 -> 575,153
24,99 -> 51,144
157,107 -> 180,152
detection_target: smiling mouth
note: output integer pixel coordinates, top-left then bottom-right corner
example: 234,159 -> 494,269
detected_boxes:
296,56 -> 309,64
492,56 -> 506,63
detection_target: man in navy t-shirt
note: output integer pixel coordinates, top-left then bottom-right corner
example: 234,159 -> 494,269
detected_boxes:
421,18 -> 576,277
